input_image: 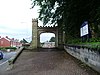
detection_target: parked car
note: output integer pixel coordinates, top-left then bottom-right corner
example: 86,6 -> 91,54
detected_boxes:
0,51 -> 3,60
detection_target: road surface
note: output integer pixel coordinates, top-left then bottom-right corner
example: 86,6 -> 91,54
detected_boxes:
0,52 -> 16,64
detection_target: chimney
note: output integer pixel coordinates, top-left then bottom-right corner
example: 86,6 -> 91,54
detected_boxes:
12,38 -> 14,40
6,36 -> 8,38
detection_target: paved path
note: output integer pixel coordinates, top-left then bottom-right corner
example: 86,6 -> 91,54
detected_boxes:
0,49 -> 99,75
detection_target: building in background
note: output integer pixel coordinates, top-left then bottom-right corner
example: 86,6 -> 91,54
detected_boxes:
42,41 -> 55,48
0,36 -> 22,47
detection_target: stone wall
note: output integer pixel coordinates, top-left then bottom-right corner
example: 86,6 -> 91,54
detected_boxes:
64,45 -> 100,73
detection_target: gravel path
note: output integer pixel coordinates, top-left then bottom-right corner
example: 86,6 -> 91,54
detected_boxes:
0,49 -> 99,75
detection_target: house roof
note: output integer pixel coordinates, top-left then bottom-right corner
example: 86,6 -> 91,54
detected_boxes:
0,37 -> 11,41
0,36 -> 20,42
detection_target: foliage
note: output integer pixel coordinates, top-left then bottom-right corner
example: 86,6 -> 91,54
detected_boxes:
5,47 -> 17,50
66,38 -> 81,44
0,47 -> 6,50
0,47 -> 16,52
49,37 -> 55,42
40,42 -> 44,47
31,0 -> 100,39
0,47 -> 16,50
66,38 -> 100,44
66,38 -> 100,52
0,47 -> 2,50
20,38 -> 28,44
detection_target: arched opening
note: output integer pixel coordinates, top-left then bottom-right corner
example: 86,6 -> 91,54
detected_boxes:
40,33 -> 55,48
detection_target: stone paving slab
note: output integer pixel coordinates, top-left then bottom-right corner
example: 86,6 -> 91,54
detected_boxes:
0,49 -> 99,75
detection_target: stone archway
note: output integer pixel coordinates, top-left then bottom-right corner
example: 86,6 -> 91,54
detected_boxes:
31,19 -> 64,49
37,27 -> 58,48
40,32 -> 55,48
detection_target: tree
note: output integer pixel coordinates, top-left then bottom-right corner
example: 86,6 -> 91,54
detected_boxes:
20,38 -> 28,44
31,0 -> 100,39
49,37 -> 55,42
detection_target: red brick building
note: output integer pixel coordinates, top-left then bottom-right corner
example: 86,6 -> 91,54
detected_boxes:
0,36 -> 22,47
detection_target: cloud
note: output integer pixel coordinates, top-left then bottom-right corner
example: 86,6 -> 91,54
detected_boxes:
0,0 -> 53,42
0,0 -> 36,41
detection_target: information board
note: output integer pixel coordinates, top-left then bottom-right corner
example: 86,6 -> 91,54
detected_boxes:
80,21 -> 89,37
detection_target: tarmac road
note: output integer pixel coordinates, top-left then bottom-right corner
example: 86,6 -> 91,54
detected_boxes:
0,52 -> 16,64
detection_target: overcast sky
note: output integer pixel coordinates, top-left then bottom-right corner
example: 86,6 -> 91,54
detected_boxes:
0,0 -> 55,42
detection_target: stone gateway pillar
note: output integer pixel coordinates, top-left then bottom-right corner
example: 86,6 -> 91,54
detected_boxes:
31,19 -> 38,49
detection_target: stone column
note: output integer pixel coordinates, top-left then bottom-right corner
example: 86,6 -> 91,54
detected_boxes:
31,19 -> 38,49
37,31 -> 40,48
55,31 -> 58,47
63,31 -> 65,44
58,30 -> 63,49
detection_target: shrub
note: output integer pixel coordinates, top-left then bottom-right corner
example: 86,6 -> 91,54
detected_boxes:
66,38 -> 82,44
5,47 -> 17,50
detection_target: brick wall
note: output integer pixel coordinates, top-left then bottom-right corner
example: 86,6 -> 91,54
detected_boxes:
0,38 -> 11,47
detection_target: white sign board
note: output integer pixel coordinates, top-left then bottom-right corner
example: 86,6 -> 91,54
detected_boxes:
80,21 -> 89,37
